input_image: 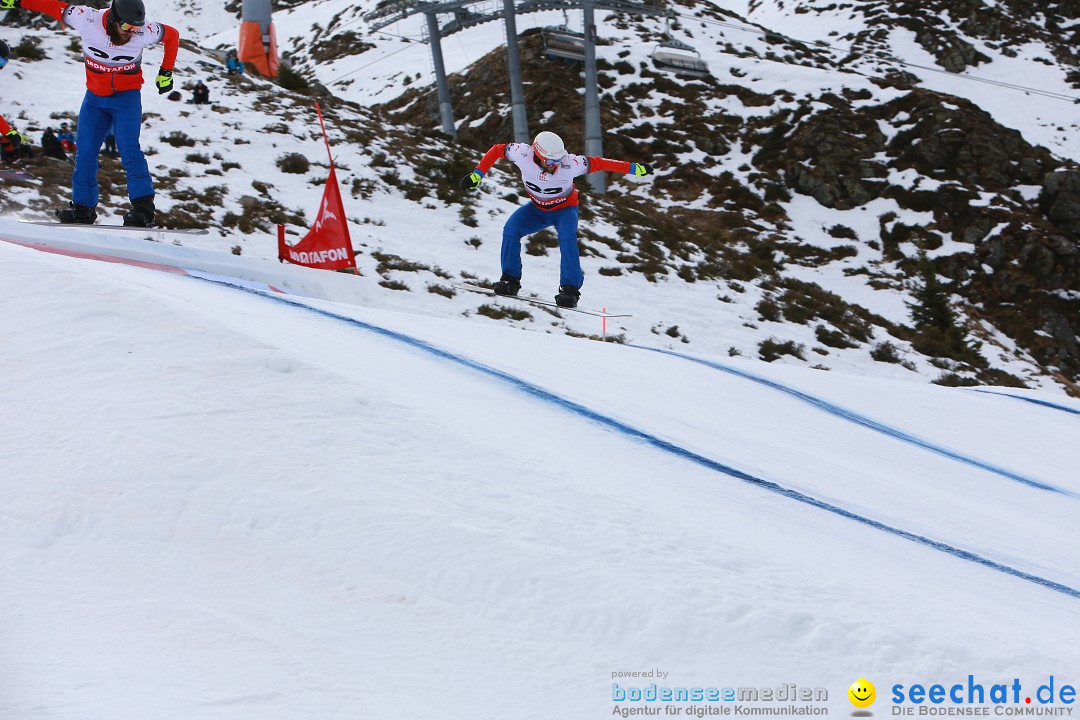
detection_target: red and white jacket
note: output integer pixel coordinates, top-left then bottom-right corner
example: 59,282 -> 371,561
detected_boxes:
21,0 -> 179,96
476,142 -> 632,211
0,114 -> 12,136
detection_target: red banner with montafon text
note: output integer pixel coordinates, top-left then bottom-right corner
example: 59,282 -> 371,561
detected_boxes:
278,165 -> 357,271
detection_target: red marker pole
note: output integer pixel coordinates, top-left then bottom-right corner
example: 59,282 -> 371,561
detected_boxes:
315,101 -> 333,167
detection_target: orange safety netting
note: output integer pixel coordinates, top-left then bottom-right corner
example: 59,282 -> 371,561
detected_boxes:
238,21 -> 279,77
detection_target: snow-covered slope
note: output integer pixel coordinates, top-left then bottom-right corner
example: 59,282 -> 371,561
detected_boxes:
2,0 -> 1078,395
3,227 -> 1080,720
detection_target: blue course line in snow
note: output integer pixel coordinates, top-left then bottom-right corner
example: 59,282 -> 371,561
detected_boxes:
631,345 -> 1078,499
971,388 -> 1080,417
191,277 -> 1080,601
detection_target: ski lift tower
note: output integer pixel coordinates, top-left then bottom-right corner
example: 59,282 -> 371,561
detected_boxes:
365,0 -> 669,192
240,0 -> 279,77
365,0 -> 525,141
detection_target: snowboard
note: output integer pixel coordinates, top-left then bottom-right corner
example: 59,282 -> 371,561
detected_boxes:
0,169 -> 35,181
19,220 -> 209,235
453,282 -> 631,318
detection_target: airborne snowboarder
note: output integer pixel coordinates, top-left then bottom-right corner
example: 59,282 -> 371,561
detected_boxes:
0,0 -> 179,226
460,130 -> 652,308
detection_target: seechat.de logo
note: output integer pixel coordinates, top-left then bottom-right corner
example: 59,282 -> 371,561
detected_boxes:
849,679 -> 877,709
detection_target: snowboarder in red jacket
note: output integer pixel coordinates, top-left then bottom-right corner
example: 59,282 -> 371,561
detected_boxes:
2,0 -> 180,226
460,131 -> 652,308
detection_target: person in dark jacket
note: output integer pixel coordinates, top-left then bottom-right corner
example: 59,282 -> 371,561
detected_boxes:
41,127 -> 67,159
191,79 -> 210,104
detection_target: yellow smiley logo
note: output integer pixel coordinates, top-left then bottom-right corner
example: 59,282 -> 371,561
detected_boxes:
848,678 -> 876,709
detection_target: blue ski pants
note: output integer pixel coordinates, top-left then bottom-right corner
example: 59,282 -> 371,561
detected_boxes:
73,89 -> 154,208
501,203 -> 584,289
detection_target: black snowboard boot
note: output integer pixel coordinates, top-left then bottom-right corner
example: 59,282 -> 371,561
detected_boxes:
123,195 -> 156,227
555,285 -> 580,308
492,274 -> 521,296
55,201 -> 98,224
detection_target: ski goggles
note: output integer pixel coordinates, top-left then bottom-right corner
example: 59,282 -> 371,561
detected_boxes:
536,153 -> 560,170
0,57 -> 8,70
119,21 -> 143,30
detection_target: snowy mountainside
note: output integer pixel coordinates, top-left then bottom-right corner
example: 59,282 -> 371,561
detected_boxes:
1,0 -> 1079,394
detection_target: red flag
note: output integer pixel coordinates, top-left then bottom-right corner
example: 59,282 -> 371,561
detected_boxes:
278,165 -> 357,271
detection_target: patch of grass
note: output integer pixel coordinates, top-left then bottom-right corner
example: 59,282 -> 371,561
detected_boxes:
276,153 -> 310,174
458,204 -> 478,228
400,180 -> 428,202
724,238 -> 780,281
372,251 -> 451,279
756,298 -> 782,322
525,229 -> 557,256
427,284 -> 455,298
773,277 -> 877,342
973,368 -> 1027,388
378,280 -> 410,291
250,181 -> 274,197
310,31 -> 375,63
161,131 -> 196,148
277,63 -> 311,93
870,341 -> 903,363
816,325 -> 858,349
373,251 -> 424,274
933,373 -> 980,387
476,304 -> 532,321
351,178 -> 376,199
776,241 -> 858,267
758,338 -> 806,362
222,196 -> 305,234
14,36 -> 47,61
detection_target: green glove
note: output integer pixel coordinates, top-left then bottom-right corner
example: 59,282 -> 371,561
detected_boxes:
459,169 -> 484,190
0,0 -> 18,11
156,68 -> 173,94
630,163 -> 653,177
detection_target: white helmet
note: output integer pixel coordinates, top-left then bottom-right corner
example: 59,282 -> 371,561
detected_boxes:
532,131 -> 566,161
